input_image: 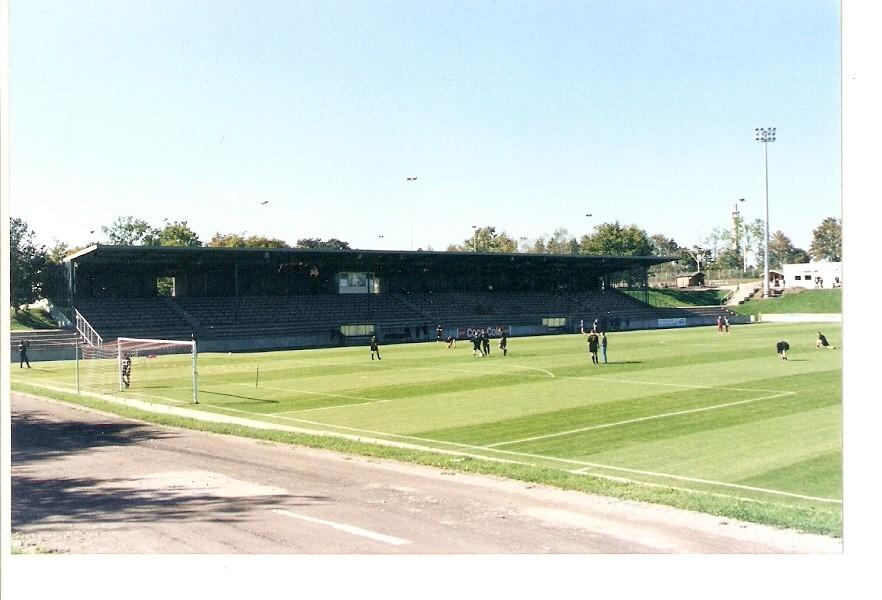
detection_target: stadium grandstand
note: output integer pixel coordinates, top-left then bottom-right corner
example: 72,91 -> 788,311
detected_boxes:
13,245 -> 747,360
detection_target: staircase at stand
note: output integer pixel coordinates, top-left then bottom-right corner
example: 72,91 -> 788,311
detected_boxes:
725,280 -> 763,306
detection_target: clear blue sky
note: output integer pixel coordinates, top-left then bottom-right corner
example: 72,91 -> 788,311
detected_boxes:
10,0 -> 841,253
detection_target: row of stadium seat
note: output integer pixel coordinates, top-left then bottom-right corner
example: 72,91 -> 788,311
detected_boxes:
71,289 -> 697,345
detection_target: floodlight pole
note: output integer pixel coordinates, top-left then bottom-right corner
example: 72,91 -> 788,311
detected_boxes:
472,225 -> 478,252
406,176 -> 418,250
755,127 -> 776,298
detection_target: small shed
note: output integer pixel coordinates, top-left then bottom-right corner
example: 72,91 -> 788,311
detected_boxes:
676,272 -> 705,288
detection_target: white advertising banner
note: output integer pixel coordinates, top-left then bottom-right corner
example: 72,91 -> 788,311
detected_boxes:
657,317 -> 687,327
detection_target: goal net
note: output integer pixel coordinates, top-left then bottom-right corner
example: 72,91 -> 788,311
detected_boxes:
78,337 -> 198,404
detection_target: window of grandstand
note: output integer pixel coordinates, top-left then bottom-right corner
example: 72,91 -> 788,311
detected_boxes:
340,324 -> 375,336
542,317 -> 567,328
338,272 -> 380,294
156,276 -> 175,297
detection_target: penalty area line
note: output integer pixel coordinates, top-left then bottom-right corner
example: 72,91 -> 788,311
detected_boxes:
487,391 -> 796,448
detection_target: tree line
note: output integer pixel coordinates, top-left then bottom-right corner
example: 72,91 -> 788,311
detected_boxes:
9,214 -> 842,310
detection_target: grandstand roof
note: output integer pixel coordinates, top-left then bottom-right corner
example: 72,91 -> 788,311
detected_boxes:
65,244 -> 674,274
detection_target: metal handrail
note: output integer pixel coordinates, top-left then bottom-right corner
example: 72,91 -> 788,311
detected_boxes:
74,309 -> 103,347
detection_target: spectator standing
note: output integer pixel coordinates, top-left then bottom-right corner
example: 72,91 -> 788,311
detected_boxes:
600,332 -> 608,364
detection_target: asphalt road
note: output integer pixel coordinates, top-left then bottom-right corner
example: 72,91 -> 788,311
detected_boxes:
11,392 -> 841,554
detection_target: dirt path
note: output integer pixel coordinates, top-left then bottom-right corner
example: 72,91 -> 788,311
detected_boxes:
11,392 -> 841,554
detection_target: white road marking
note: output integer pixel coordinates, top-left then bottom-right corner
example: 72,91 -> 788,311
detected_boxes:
486,391 -> 796,448
271,509 -> 410,546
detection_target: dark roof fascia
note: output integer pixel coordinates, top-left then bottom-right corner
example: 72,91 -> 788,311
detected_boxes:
65,244 -> 676,268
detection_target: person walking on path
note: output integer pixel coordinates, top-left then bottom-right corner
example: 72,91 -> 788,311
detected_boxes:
18,338 -> 31,368
370,336 -> 382,360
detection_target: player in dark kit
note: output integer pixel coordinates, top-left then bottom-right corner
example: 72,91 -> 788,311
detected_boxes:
581,324 -> 599,365
370,336 -> 382,360
121,353 -> 132,388
436,324 -> 444,342
481,329 -> 491,356
776,341 -> 790,360
18,338 -> 31,368
816,331 -> 835,350
498,332 -> 508,356
471,332 -> 484,357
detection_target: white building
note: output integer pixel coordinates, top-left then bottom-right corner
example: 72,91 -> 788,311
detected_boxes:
782,261 -> 841,289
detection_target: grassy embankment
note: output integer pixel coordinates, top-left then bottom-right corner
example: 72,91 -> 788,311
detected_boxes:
624,288 -> 730,308
734,288 -> 842,317
10,307 -> 58,331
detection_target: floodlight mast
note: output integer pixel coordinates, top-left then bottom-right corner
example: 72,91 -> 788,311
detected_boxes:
755,127 -> 776,298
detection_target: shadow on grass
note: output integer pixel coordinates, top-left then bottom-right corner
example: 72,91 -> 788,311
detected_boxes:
199,390 -> 280,404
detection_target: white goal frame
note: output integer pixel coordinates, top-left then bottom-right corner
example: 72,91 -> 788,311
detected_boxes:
116,337 -> 199,404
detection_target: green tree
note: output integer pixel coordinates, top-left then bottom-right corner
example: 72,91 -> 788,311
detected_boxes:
649,234 -> 681,257
546,228 -> 579,254
101,216 -> 160,245
769,230 -> 810,269
296,237 -> 351,250
579,222 -> 653,256
209,232 -> 289,248
156,221 -> 202,247
448,226 -> 518,253
742,218 -> 765,269
809,217 -> 842,261
9,218 -> 49,310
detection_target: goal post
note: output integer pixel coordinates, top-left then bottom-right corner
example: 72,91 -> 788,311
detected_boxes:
78,336 -> 198,404
117,337 -> 199,404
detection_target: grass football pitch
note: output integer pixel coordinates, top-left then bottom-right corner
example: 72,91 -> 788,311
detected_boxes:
12,322 -> 842,535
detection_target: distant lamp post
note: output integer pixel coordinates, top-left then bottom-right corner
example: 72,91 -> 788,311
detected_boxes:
755,127 -> 776,297
406,176 -> 418,250
732,198 -> 745,276
471,225 -> 478,253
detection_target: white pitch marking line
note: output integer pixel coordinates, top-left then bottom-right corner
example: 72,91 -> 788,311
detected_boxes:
227,382 -> 381,406
22,381 -> 839,506
276,400 -> 390,415
486,391 -> 796,448
202,406 -> 839,504
271,509 -> 410,546
410,365 -> 554,379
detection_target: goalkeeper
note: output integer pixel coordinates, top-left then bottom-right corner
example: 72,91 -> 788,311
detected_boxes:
121,353 -> 132,388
